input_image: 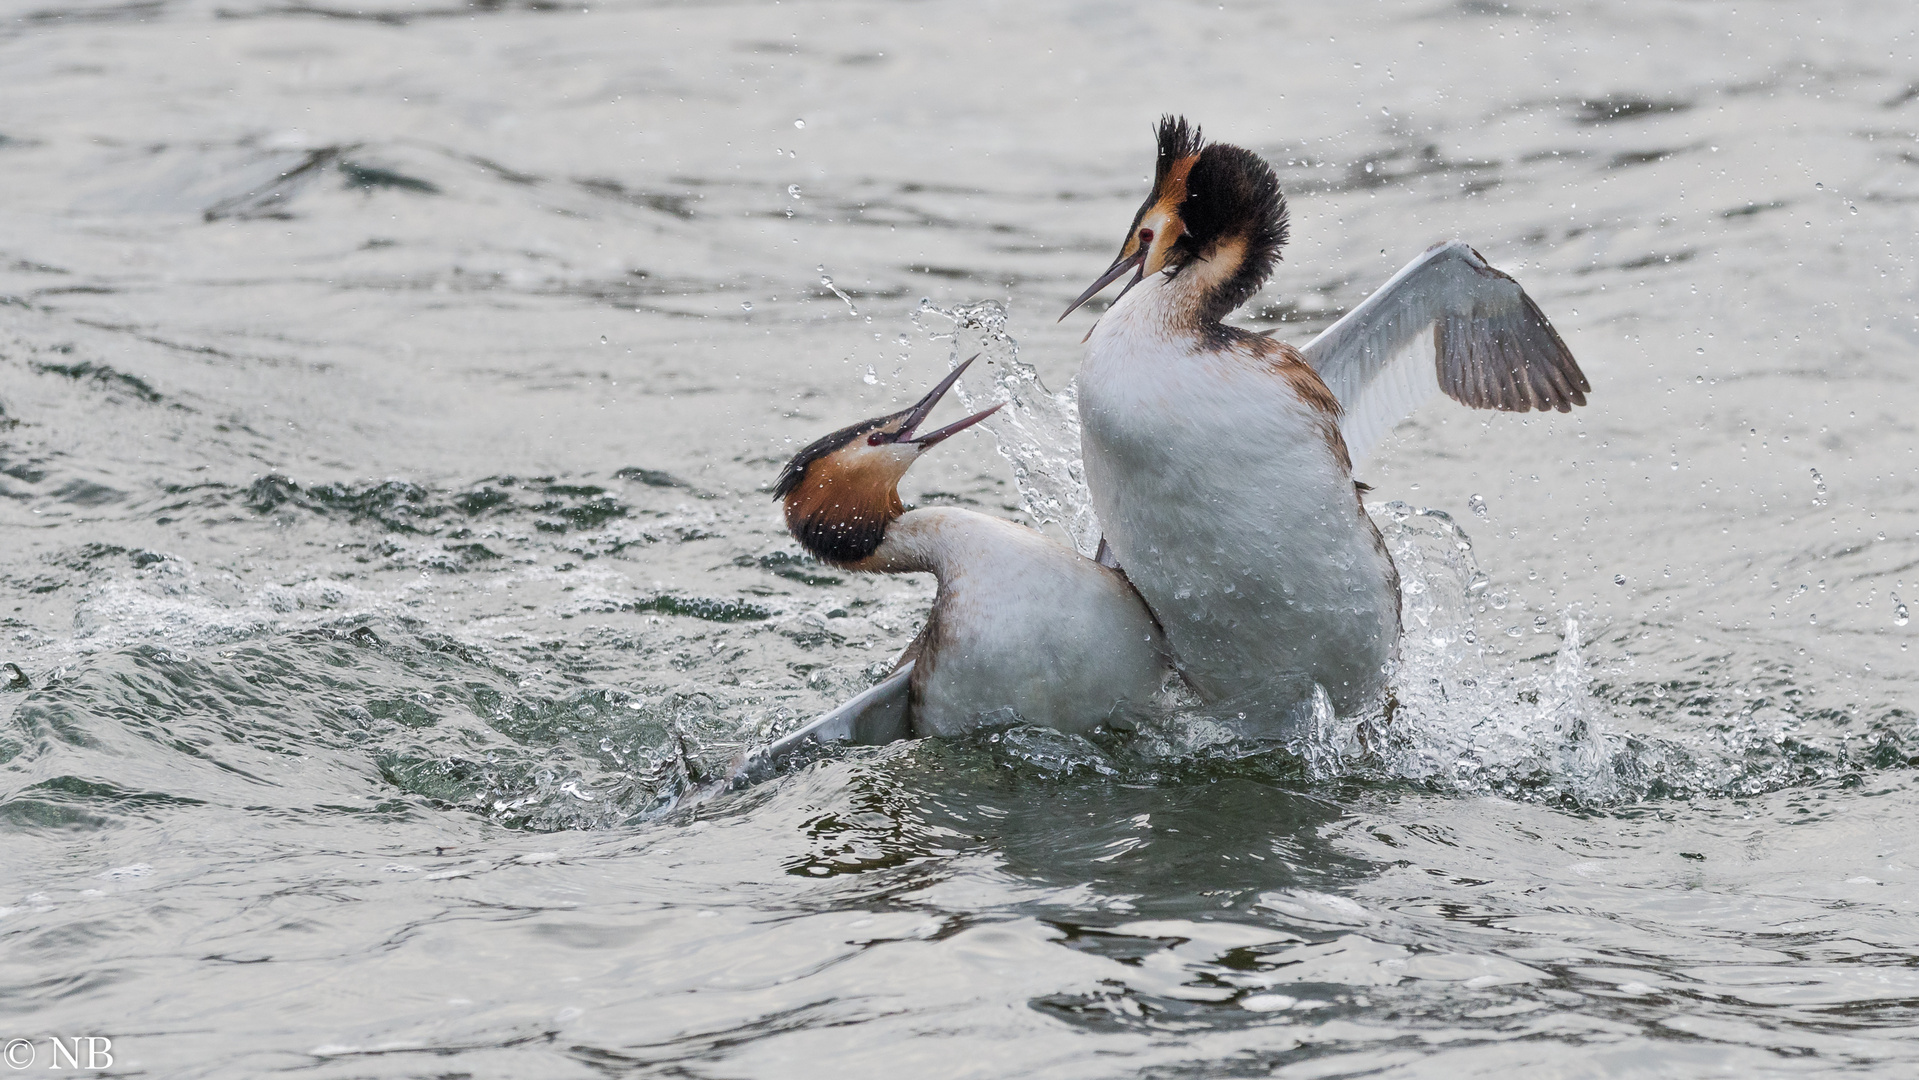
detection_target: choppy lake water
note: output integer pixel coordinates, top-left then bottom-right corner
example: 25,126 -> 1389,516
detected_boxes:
4,1 -> 1919,1076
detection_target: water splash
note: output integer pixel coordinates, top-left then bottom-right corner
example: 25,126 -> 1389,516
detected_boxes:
913,300 -> 1101,556
901,305 -> 1624,798
1309,506 -> 1899,803
893,303 -> 1900,807
1293,504 -> 1622,803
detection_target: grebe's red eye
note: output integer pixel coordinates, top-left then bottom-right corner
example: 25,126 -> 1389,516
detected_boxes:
867,432 -> 885,445
1138,227 -> 1154,246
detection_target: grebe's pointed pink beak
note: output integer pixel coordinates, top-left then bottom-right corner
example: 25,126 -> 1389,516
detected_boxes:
1060,244 -> 1148,321
874,355 -> 1003,447
907,402 -> 1002,447
891,354 -> 976,441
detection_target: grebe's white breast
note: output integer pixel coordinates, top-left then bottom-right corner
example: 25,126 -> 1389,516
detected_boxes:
880,507 -> 1169,738
1076,272 -> 1399,717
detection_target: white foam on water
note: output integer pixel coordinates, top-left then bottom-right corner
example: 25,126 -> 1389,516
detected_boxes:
59,559 -> 423,661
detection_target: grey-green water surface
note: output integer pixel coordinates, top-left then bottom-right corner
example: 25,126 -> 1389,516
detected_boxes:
4,1 -> 1919,1076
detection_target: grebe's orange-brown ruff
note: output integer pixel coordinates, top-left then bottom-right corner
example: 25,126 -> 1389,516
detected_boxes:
1063,116 -> 1588,719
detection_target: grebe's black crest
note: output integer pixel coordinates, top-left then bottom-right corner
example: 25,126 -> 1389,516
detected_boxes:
1178,142 -> 1289,320
1119,115 -> 1206,243
773,355 -> 991,503
1154,115 -> 1204,185
772,413 -> 897,501
1064,115 -> 1292,325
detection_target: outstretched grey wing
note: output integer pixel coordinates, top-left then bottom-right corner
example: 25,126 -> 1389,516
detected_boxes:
689,662 -> 915,804
1300,240 -> 1588,467
743,660 -> 915,770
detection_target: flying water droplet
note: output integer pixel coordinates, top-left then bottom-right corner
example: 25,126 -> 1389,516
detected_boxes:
1468,493 -> 1488,518
818,268 -> 858,316
740,301 -> 753,312
793,118 -> 805,129
1614,574 -> 1626,586
862,365 -> 878,386
1810,467 -> 1828,507
787,184 -> 802,199
1896,602 -> 1910,627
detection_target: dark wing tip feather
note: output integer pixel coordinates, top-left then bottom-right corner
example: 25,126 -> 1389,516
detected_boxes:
1436,286 -> 1589,413
1523,291 -> 1590,397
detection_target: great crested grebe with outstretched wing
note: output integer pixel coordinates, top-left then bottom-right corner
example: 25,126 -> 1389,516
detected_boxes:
1061,116 -> 1588,720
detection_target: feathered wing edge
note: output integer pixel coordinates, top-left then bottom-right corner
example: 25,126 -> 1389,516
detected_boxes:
1300,240 -> 1589,467
1437,286 -> 1586,411
710,660 -> 916,793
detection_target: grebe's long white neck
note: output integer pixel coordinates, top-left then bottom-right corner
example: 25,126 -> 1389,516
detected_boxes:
841,506 -> 986,577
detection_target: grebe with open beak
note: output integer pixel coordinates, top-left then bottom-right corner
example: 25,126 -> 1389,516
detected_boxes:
1061,116 -> 1589,721
761,358 -> 1172,756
